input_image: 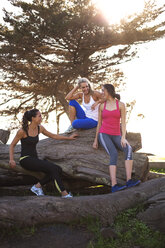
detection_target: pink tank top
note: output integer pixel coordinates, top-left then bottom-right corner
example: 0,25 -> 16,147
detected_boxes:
99,100 -> 121,135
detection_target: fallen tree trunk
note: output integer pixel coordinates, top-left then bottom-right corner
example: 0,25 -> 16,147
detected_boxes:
138,191 -> 165,233
0,178 -> 165,229
0,129 -> 148,187
149,161 -> 165,169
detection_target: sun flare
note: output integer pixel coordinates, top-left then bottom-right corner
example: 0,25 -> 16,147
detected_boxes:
92,0 -> 145,24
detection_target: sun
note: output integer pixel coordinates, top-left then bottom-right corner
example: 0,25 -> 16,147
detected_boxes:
92,0 -> 145,24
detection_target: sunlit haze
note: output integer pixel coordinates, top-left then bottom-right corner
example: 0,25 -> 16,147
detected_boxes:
92,0 -> 145,24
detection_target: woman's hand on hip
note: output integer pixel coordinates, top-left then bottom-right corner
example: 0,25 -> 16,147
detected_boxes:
121,137 -> 128,147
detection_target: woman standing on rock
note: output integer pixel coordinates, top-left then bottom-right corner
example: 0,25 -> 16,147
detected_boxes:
9,109 -> 77,197
65,77 -> 104,133
93,84 -> 140,193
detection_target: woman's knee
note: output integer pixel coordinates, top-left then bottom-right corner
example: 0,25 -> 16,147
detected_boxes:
125,145 -> 133,160
69,99 -> 77,107
72,119 -> 80,129
52,164 -> 63,175
44,161 -> 62,174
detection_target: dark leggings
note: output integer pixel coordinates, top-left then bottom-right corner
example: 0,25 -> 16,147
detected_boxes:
20,156 -> 65,192
98,133 -> 133,165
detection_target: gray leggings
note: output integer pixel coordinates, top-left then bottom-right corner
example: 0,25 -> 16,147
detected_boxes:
98,133 -> 132,165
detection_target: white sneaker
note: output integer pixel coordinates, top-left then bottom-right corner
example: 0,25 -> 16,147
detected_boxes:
64,125 -> 76,134
62,192 -> 73,198
31,185 -> 45,196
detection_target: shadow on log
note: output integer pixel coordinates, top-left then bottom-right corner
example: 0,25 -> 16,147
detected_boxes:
0,129 -> 148,188
0,178 -> 165,229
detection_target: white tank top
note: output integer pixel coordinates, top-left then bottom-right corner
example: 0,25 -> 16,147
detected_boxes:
82,94 -> 99,121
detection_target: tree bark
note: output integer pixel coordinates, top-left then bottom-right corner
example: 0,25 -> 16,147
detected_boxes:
149,162 -> 165,169
0,178 -> 165,229
138,191 -> 165,233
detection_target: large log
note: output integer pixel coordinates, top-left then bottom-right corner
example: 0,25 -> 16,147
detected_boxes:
138,191 -> 165,233
0,129 -> 148,187
0,178 -> 165,229
149,161 -> 165,169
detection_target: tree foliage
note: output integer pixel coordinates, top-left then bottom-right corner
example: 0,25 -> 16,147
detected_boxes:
0,0 -> 165,124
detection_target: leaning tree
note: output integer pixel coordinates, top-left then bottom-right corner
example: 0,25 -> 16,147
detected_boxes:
0,0 -> 165,125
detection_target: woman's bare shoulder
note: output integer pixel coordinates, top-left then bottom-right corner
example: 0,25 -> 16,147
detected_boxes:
119,101 -> 125,109
16,128 -> 26,138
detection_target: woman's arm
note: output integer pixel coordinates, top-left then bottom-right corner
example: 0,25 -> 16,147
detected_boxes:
120,102 -> 127,147
91,91 -> 106,110
9,129 -> 24,168
65,85 -> 82,101
40,126 -> 78,140
93,103 -> 103,149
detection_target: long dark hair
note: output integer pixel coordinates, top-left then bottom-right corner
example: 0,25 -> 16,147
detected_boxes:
103,84 -> 120,100
22,109 -> 39,133
78,78 -> 94,95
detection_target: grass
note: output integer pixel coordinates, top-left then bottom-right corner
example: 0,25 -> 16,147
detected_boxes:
80,205 -> 165,248
150,168 -> 165,174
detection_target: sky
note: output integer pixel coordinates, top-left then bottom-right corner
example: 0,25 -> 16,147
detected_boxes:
119,39 -> 165,156
0,0 -> 165,156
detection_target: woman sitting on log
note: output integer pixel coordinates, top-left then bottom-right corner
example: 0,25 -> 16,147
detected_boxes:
93,84 -> 140,193
9,109 -> 77,197
65,77 -> 104,133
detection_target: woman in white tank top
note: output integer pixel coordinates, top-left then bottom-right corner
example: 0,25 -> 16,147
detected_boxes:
82,94 -> 99,121
65,78 -> 104,133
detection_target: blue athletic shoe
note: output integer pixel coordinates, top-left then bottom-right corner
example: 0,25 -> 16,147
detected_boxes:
111,184 -> 127,193
126,179 -> 141,188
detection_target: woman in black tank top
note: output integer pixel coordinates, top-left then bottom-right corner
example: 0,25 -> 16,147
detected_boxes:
9,109 -> 77,197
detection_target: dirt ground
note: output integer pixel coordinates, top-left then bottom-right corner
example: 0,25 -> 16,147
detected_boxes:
0,224 -> 94,248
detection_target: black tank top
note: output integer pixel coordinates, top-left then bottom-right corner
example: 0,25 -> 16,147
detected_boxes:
20,126 -> 40,158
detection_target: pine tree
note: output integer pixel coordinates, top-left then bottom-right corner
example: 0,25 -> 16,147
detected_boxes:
0,0 -> 164,122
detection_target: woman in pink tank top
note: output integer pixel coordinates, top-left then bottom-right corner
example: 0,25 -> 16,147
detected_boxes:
93,84 -> 140,193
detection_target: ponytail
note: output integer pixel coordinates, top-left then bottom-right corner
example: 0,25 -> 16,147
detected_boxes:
22,109 -> 39,133
114,93 -> 120,100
